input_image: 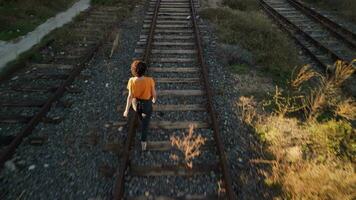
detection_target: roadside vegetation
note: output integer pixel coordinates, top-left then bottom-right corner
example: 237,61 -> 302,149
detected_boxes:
0,0 -> 78,41
303,0 -> 356,23
200,0 -> 301,82
237,60 -> 356,199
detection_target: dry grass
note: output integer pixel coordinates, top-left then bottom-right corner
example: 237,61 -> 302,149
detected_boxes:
170,124 -> 206,168
306,59 -> 355,120
263,158 -> 356,200
283,162 -> 356,200
237,96 -> 257,125
330,59 -> 356,87
261,59 -> 356,120
270,86 -> 306,117
291,65 -> 320,89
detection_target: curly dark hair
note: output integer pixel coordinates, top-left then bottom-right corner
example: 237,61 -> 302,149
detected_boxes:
131,60 -> 147,77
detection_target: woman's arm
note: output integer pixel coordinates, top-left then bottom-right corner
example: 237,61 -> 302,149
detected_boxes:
123,90 -> 133,117
152,80 -> 157,103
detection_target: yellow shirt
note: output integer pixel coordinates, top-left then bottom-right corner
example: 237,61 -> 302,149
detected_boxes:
127,77 -> 155,100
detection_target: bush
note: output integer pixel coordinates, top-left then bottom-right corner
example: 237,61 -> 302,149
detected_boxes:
200,8 -> 300,79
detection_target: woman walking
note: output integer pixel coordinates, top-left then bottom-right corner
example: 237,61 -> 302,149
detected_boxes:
123,60 -> 157,151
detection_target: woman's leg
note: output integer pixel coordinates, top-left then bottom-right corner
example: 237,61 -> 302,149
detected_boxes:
140,101 -> 152,142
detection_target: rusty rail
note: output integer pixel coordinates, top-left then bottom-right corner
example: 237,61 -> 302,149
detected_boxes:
189,0 -> 236,199
111,0 -> 161,199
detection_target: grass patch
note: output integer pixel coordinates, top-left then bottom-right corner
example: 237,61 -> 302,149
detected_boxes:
200,8 -> 300,82
0,0 -> 77,41
303,0 -> 356,23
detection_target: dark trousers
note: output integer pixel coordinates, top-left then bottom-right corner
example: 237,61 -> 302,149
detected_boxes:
136,99 -> 152,142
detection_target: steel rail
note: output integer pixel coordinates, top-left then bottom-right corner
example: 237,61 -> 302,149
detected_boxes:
288,0 -> 356,49
0,15 -> 115,170
111,0 -> 161,199
188,0 -> 236,199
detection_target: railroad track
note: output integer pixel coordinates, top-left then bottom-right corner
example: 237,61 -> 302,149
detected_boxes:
259,0 -> 356,95
0,5 -> 121,168
112,0 -> 235,199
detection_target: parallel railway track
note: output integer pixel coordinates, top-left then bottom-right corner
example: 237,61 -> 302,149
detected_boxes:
112,0 -> 235,199
259,0 -> 356,95
0,6 -> 122,168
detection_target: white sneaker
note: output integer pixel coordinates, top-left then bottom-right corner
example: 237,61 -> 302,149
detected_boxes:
141,141 -> 147,151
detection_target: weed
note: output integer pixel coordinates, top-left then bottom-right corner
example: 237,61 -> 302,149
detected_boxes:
237,96 -> 257,125
290,65 -> 320,89
305,59 -> 355,120
170,124 -> 206,168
